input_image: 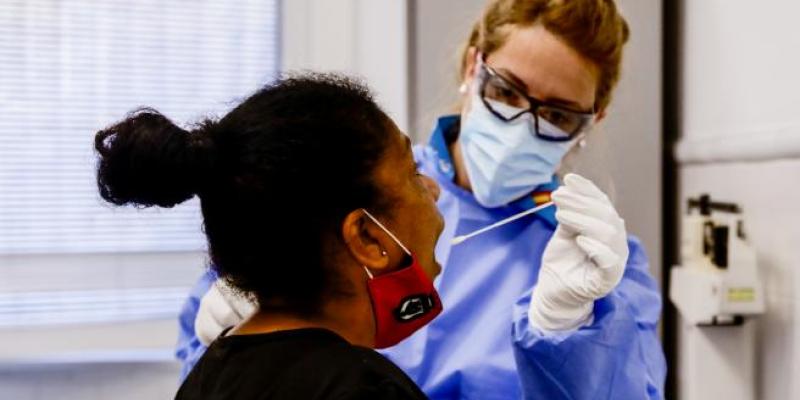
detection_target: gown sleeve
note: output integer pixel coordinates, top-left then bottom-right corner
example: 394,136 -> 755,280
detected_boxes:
511,236 -> 667,400
175,268 -> 217,382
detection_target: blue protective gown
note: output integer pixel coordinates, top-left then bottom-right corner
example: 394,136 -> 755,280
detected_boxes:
175,115 -> 666,399
176,268 -> 216,380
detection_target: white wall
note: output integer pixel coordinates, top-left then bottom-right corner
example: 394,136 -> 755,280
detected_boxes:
676,1 -> 800,399
409,0 -> 485,139
282,0 -> 410,132
411,0 -> 664,283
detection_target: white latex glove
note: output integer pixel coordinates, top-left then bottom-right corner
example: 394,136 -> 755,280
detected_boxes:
195,279 -> 257,346
529,173 -> 629,332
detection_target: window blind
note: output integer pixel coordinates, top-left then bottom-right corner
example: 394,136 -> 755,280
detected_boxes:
0,0 -> 281,255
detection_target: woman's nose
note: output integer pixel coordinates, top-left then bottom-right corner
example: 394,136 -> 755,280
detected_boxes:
422,174 -> 441,202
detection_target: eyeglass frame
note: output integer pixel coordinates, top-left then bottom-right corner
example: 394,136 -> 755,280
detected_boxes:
476,57 -> 596,142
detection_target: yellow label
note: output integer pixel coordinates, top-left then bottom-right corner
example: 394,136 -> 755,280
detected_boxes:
727,287 -> 755,302
532,193 -> 551,204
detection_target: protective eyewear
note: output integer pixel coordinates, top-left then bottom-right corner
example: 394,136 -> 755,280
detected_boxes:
477,61 -> 595,141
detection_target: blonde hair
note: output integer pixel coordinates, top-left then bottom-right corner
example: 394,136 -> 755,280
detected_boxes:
460,0 -> 630,111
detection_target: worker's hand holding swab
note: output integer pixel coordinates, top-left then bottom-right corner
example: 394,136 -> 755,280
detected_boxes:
529,173 -> 629,332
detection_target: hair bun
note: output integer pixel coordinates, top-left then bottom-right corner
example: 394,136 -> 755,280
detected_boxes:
95,108 -> 217,208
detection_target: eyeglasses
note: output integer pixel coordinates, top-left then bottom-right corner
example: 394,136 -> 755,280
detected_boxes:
477,61 -> 595,142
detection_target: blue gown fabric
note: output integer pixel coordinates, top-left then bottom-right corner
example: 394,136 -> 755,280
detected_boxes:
175,115 -> 666,399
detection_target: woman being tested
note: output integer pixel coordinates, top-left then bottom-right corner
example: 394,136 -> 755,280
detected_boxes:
181,0 -> 667,398
95,74 -> 444,399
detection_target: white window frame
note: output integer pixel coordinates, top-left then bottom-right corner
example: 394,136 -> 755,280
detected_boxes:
0,0 -> 412,365
0,0 -> 282,364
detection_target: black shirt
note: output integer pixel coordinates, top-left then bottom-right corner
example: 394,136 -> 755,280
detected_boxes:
175,328 -> 428,400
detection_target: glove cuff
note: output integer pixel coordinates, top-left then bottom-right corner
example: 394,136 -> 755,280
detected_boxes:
216,280 -> 257,318
528,286 -> 594,333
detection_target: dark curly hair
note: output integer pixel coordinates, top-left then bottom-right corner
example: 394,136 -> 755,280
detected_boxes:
95,73 -> 394,314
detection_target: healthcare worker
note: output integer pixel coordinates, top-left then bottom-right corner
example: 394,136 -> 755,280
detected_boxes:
177,0 -> 667,399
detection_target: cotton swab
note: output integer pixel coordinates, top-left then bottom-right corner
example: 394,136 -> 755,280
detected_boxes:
450,201 -> 555,246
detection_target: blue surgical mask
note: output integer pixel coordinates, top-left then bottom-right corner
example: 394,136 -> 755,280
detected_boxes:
459,91 -> 574,208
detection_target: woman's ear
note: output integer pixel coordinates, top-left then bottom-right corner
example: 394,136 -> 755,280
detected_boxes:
341,210 -> 391,272
461,47 -> 479,91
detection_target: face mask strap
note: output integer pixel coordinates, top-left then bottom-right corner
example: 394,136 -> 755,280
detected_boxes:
473,52 -> 485,86
362,266 -> 375,280
459,52 -> 485,95
361,209 -> 412,256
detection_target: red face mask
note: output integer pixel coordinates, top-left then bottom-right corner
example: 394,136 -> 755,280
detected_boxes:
362,210 -> 443,349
